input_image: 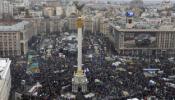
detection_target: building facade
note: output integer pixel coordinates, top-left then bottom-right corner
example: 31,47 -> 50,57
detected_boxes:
0,0 -> 13,19
43,7 -> 55,17
108,24 -> 175,57
67,17 -> 77,32
99,17 -> 110,35
0,58 -> 11,100
84,16 -> 100,33
0,21 -> 33,57
20,17 -> 67,35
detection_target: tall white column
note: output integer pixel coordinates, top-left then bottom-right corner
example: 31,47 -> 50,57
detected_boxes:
77,27 -> 82,71
72,17 -> 88,93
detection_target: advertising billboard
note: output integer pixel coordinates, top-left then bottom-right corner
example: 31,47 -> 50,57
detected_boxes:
126,11 -> 134,17
124,33 -> 157,48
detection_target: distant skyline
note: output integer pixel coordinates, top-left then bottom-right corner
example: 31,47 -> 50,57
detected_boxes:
97,0 -> 175,2
74,0 -> 175,3
103,0 -> 175,2
94,0 -> 175,3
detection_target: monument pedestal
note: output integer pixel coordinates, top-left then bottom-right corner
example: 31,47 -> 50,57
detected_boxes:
72,70 -> 88,93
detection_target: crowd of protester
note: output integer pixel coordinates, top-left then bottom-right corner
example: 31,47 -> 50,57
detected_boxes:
10,32 -> 175,100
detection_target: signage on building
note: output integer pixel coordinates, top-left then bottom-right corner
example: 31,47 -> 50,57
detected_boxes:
126,11 -> 134,17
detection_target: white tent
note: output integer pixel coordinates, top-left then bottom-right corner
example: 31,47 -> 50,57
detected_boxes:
112,61 -> 121,67
127,98 -> 139,100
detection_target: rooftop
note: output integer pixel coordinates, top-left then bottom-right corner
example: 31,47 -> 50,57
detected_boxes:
111,17 -> 175,31
0,58 -> 11,79
0,21 -> 30,32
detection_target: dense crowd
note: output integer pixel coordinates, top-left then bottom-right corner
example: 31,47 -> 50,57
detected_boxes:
10,32 -> 175,100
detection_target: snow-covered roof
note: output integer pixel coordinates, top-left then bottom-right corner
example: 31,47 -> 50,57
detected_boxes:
0,58 -> 11,79
0,21 -> 29,32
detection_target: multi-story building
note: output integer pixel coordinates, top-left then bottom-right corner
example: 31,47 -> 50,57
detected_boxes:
130,0 -> 144,9
22,18 -> 46,35
13,0 -> 30,9
65,2 -> 76,17
49,17 -> 65,33
0,58 -> 11,100
84,16 -> 94,33
20,17 -> 67,35
103,10 -> 175,57
56,7 -> 63,16
108,22 -> 175,57
0,20 -> 33,57
99,17 -> 109,35
67,16 -> 77,32
84,16 -> 100,33
43,7 -> 55,17
23,18 -> 47,34
0,0 -> 2,18
29,10 -> 43,18
0,0 -> 13,19
161,0 -> 173,10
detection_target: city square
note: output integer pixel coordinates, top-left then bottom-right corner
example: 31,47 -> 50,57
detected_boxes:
0,0 -> 175,100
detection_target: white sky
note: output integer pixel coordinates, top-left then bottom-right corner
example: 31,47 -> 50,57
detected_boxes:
106,0 -> 175,2
109,0 -> 173,1
98,0 -> 175,3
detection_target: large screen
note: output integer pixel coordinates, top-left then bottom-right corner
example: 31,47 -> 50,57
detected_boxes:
124,33 -> 157,48
126,11 -> 134,17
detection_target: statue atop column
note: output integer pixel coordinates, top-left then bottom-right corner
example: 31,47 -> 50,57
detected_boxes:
72,1 -> 88,93
73,1 -> 85,16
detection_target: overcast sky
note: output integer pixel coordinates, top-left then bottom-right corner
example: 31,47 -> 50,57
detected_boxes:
108,0 -> 174,1
106,0 -> 175,2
